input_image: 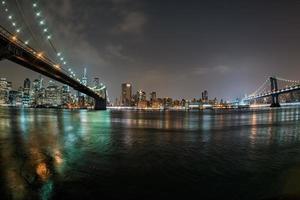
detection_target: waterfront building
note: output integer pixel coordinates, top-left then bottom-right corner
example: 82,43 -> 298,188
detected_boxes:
137,100 -> 148,109
23,78 -> 31,106
45,81 -> 61,107
61,85 -> 71,107
163,97 -> 173,108
8,90 -> 23,106
0,78 -> 10,105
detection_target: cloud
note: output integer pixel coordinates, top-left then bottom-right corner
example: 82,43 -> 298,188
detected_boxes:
194,65 -> 230,75
105,44 -> 134,61
110,0 -> 147,34
44,0 -> 73,20
26,0 -> 109,73
117,11 -> 147,34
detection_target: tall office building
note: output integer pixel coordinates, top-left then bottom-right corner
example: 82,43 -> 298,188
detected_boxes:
136,90 -> 146,102
202,90 -> 208,102
82,67 -> 88,86
150,92 -> 157,102
45,81 -> 61,106
23,78 -> 31,90
23,78 -> 31,106
32,79 -> 41,91
121,83 -> 132,106
0,78 -> 9,104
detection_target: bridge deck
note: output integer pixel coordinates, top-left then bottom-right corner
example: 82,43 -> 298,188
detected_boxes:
0,25 -> 104,103
245,85 -> 300,101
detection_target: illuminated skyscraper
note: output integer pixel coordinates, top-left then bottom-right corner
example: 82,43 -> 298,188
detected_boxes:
136,90 -> 146,102
121,83 -> 132,106
23,78 -> 31,106
0,78 -> 9,104
45,80 -> 61,106
82,67 -> 88,86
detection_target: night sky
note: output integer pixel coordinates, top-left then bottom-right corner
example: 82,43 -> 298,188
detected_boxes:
1,0 -> 300,101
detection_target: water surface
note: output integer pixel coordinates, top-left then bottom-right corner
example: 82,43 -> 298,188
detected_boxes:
1,107 -> 300,199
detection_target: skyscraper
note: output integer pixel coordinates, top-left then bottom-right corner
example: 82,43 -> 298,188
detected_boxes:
45,81 -> 61,106
136,90 -> 146,101
32,79 -> 41,91
202,90 -> 208,102
23,78 -> 31,106
0,78 -> 9,104
23,78 -> 31,91
82,67 -> 88,86
150,92 -> 157,102
121,83 -> 132,106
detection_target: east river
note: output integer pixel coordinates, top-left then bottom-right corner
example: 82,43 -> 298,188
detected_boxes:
1,107 -> 300,199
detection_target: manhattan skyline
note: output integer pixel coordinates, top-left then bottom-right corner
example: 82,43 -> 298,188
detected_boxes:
1,0 -> 300,101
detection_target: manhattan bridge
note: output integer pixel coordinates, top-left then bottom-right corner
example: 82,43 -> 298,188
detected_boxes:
0,0 -> 106,110
243,77 -> 300,107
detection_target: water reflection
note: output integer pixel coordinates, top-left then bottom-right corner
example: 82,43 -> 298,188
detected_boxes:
1,107 -> 300,199
0,108 -> 111,200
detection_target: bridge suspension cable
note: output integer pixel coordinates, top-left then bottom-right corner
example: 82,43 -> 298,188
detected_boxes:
249,78 -> 269,97
30,1 -> 76,78
275,77 -> 300,84
13,0 -> 44,50
1,1 -> 107,90
1,1 -> 74,79
1,0 -> 31,44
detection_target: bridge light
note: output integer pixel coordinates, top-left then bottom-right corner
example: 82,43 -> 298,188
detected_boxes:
53,64 -> 60,69
12,22 -> 16,26
2,1 -> 6,5
36,12 -> 41,17
16,29 -> 20,33
63,61 -> 67,65
43,28 -> 48,32
47,35 -> 51,40
37,52 -> 43,58
33,3 -> 37,7
5,8 -> 8,12
39,20 -> 45,25
25,41 -> 29,45
57,52 -> 61,57
12,36 -> 17,41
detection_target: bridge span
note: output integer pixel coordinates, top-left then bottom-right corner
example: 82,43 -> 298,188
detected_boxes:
0,25 -> 106,110
244,77 -> 300,107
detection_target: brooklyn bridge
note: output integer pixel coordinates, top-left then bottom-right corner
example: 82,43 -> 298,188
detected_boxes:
0,1 -> 106,110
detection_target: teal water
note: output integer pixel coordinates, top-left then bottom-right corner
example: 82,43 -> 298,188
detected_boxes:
1,107 -> 300,199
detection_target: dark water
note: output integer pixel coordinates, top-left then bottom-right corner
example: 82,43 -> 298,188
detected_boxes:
1,107 -> 300,200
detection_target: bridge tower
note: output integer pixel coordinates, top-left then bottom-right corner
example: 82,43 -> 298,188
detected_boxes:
270,77 -> 280,107
94,90 -> 107,110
